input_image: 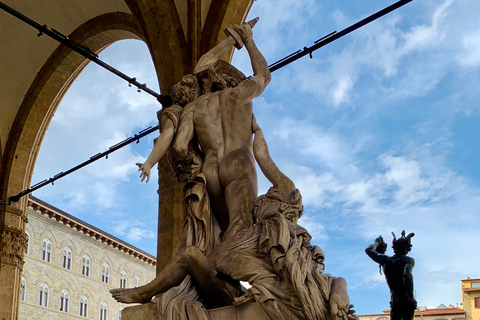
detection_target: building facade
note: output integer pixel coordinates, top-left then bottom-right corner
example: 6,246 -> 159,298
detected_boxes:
358,306 -> 465,320
462,278 -> 480,320
19,196 -> 156,320
359,277 -> 480,320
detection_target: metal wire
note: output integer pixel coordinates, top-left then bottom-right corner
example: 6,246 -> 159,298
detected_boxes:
8,126 -> 159,203
0,1 -> 172,107
1,0 -> 414,202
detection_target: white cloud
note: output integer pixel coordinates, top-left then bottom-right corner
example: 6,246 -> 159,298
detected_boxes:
402,0 -> 452,52
112,220 -> 156,242
270,0 -> 469,108
457,29 -> 480,67
299,213 -> 328,241
272,118 -> 359,176
126,227 -> 156,242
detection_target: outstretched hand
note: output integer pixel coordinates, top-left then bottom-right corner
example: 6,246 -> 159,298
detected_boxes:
136,163 -> 151,183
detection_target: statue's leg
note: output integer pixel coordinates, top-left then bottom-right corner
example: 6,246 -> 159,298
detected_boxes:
219,148 -> 257,239
203,155 -> 229,233
389,302 -> 401,320
400,303 -> 415,320
111,246 -> 233,306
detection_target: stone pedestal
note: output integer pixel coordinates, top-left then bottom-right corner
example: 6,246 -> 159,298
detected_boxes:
122,299 -> 268,320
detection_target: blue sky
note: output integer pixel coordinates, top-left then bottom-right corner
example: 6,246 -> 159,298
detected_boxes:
32,0 -> 480,314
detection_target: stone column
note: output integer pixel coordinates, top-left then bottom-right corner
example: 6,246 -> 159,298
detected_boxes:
0,206 -> 28,320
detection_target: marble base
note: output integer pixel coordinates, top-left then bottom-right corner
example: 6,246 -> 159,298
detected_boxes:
122,300 -> 268,320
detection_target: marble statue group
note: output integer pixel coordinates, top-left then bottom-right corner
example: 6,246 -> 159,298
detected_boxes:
109,19 -> 413,320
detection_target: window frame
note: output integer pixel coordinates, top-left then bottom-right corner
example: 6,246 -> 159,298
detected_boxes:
120,271 -> 127,289
24,232 -> 29,255
62,247 -> 72,270
100,301 -> 108,320
20,277 -> 26,301
38,283 -> 49,307
82,255 -> 91,277
101,263 -> 110,283
80,296 -> 88,317
59,289 -> 69,312
41,239 -> 52,262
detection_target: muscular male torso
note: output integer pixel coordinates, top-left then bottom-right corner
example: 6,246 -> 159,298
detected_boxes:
181,85 -> 258,236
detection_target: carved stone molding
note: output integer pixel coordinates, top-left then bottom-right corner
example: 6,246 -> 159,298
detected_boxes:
0,225 -> 28,271
2,205 -> 28,225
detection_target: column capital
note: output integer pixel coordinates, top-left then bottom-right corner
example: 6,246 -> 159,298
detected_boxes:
0,224 -> 28,270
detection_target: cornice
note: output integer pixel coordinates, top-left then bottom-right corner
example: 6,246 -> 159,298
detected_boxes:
27,196 -> 156,266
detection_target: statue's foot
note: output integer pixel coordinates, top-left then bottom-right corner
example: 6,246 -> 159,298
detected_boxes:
110,288 -> 152,304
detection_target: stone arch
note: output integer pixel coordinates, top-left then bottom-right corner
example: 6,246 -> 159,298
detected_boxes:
78,287 -> 92,299
58,280 -> 75,297
79,246 -> 95,262
199,0 -> 254,59
146,274 -> 155,283
21,269 -> 30,281
25,224 -> 34,240
60,238 -> 77,254
118,263 -> 130,274
0,11 -> 144,212
133,269 -> 144,280
39,230 -> 56,247
37,274 -> 53,286
99,254 -> 114,268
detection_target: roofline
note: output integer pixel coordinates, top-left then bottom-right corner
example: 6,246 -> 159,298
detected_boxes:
415,310 -> 465,315
28,195 -> 157,266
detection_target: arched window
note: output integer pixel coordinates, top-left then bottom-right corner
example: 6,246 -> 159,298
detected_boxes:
82,255 -> 90,276
62,248 -> 72,269
79,296 -> 88,317
38,283 -> 49,307
20,277 -> 26,301
59,289 -> 69,312
120,271 -> 127,289
24,232 -> 29,255
101,263 -> 110,283
134,276 -> 141,288
100,301 -> 108,320
42,239 -> 52,262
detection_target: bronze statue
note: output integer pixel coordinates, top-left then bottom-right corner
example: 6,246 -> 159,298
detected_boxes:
365,231 -> 417,320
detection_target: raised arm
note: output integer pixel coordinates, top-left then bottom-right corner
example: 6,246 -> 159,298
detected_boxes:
170,103 -> 195,163
252,115 -> 295,198
136,114 -> 175,183
233,23 -> 271,101
365,244 -> 389,265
